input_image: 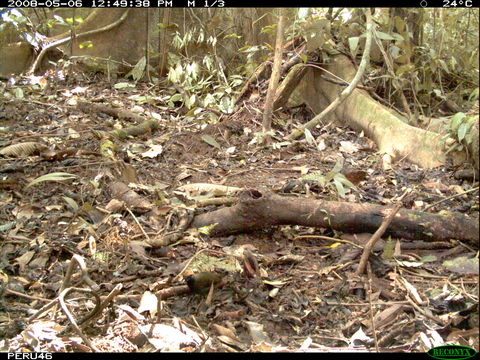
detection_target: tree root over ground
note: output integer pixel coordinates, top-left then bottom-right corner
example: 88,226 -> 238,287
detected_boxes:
192,189 -> 479,248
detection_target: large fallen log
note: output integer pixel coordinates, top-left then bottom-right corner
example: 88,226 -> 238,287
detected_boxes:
192,190 -> 479,248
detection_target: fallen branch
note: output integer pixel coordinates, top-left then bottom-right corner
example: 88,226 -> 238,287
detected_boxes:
356,203 -> 402,275
191,189 -> 479,248
273,63 -> 308,111
78,100 -> 146,123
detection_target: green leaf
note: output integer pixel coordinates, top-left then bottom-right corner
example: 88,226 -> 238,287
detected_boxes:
184,94 -> 195,109
433,89 -> 444,100
468,87 -> 479,102
450,112 -> 466,132
302,170 -> 325,184
14,88 -> 23,99
443,256 -> 479,275
224,33 -> 241,40
334,173 -> 357,190
376,31 -> 396,41
348,37 -> 359,57
420,255 -> 437,263
0,221 -> 16,232
79,40 -> 93,49
201,134 -> 221,149
26,172 -> 77,188
260,24 -> 277,35
333,178 -> 345,198
198,223 -> 217,235
390,33 -> 404,41
457,122 -> 467,142
331,161 -> 343,174
382,239 -> 395,259
438,59 -> 449,73
63,196 -> 79,212
114,82 -> 133,89
128,94 -> 155,104
464,133 -> 473,145
396,64 -> 414,77
203,93 -> 215,107
169,93 -> 183,103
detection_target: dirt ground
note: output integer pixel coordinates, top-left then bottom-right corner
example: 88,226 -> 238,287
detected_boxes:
0,71 -> 478,352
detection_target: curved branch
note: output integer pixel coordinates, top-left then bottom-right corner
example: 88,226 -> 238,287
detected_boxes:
287,8 -> 373,140
58,287 -> 100,352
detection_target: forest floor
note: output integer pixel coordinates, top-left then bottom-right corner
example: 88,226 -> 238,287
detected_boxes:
0,70 -> 478,352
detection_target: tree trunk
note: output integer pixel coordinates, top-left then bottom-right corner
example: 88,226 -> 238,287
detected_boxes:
296,55 -> 449,169
262,9 -> 285,142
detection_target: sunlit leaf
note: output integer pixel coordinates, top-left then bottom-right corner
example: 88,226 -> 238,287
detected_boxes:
348,37 -> 359,57
198,223 -> 217,235
457,122 -> 467,141
304,128 -> 316,145
79,40 -> 93,49
26,172 -> 77,188
450,112 -> 466,132
114,82 -> 134,89
63,196 -> 79,212
201,134 -> 221,149
333,178 -> 345,198
375,31 -> 396,41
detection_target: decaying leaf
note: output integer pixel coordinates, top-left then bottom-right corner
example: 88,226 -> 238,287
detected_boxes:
0,142 -> 47,157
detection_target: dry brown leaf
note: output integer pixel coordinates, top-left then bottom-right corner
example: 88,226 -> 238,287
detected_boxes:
0,142 -> 47,157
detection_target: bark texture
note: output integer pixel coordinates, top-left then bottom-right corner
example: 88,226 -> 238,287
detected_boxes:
192,190 -> 479,248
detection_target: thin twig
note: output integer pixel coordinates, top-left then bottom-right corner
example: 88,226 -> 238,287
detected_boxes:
80,284 -> 123,328
293,234 -> 363,248
367,264 -> 380,352
28,298 -> 59,322
60,254 -> 99,293
423,186 -> 479,211
355,203 -> 402,276
29,255 -> 100,323
4,288 -> 50,302
58,287 -> 99,352
126,207 -> 151,242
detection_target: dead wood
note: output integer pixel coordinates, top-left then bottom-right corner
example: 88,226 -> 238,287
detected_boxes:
77,100 -> 161,141
273,63 -> 308,111
356,203 -> 401,275
109,181 -> 153,213
78,101 -> 145,123
191,189 -> 479,248
235,38 -> 305,105
280,43 -> 307,75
